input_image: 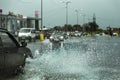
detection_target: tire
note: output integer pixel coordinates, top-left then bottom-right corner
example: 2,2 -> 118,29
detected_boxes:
14,60 -> 26,75
14,65 -> 25,75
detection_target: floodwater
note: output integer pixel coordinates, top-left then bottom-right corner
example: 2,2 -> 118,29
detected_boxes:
3,36 -> 120,80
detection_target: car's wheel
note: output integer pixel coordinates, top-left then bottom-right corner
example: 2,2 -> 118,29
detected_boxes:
14,58 -> 26,75
14,65 -> 25,75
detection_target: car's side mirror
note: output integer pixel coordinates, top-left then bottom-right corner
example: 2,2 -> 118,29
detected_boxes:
21,41 -> 27,47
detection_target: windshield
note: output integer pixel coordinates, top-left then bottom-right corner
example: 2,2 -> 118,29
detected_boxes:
19,29 -> 31,33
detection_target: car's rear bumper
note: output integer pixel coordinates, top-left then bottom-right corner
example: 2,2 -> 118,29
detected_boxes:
18,36 -> 31,41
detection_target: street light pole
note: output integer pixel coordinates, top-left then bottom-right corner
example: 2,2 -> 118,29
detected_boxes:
41,0 -> 43,30
75,10 -> 79,25
82,14 -> 86,32
75,9 -> 83,25
62,1 -> 71,25
83,14 -> 86,24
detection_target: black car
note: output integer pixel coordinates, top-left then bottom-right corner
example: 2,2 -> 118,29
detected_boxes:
0,28 -> 32,75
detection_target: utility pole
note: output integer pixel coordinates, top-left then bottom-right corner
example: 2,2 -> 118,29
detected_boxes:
62,1 -> 71,25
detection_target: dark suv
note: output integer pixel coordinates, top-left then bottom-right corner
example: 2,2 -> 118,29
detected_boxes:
0,28 -> 32,75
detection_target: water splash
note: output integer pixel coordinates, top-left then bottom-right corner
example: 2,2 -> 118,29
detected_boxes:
24,37 -> 120,80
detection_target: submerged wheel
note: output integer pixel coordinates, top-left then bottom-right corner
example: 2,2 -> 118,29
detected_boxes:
14,59 -> 26,75
14,65 -> 25,75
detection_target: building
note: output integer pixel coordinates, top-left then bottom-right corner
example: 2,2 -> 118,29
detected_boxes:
0,12 -> 41,35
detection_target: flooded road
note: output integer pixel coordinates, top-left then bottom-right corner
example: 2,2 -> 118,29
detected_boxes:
2,36 -> 120,80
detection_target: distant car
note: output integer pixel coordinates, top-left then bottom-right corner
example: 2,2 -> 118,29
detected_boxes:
18,28 -> 36,42
44,32 -> 51,39
113,32 -> 118,36
0,28 -> 32,75
49,32 -> 64,42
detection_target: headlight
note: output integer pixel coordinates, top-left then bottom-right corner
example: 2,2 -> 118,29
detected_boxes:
60,36 -> 64,39
50,36 -> 53,39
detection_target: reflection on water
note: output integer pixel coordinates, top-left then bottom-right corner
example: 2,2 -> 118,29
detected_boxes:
3,37 -> 120,80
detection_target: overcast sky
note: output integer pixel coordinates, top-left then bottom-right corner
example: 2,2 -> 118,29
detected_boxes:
0,0 -> 120,29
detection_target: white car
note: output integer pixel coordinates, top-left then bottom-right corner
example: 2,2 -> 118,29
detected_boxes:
18,28 -> 36,42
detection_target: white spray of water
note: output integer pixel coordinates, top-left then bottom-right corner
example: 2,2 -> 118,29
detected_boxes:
34,50 -> 40,58
24,37 -> 120,80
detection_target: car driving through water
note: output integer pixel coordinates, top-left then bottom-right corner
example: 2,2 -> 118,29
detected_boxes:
0,28 -> 32,75
49,31 -> 64,42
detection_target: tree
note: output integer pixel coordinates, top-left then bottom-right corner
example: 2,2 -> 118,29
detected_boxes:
73,24 -> 82,31
82,23 -> 90,32
63,24 -> 73,31
54,26 -> 61,30
88,22 -> 99,32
